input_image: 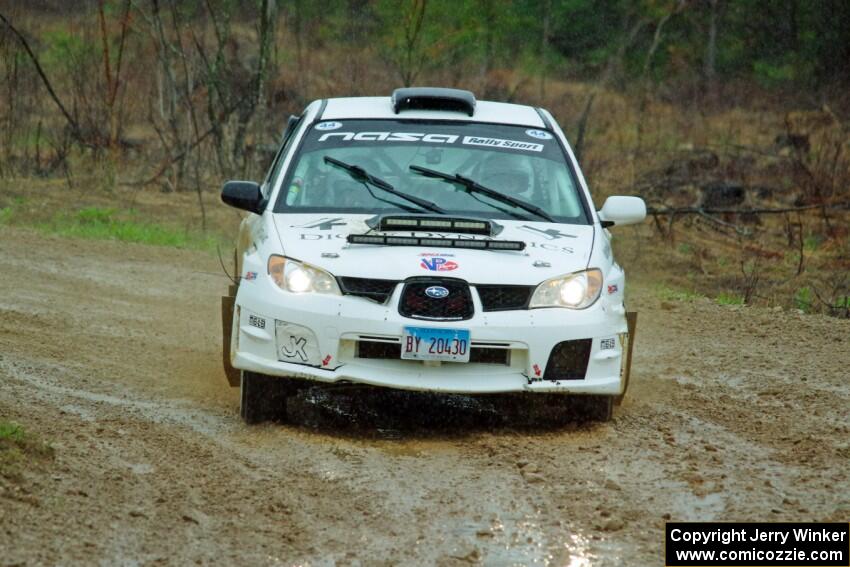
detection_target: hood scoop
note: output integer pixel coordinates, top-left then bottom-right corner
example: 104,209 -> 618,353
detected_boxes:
365,214 -> 503,236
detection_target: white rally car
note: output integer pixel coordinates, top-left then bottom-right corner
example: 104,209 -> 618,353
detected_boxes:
220,87 -> 645,423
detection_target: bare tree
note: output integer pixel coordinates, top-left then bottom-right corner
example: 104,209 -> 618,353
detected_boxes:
538,0 -> 552,100
704,0 -> 718,95
635,0 -> 688,156
97,0 -> 132,151
0,10 -> 85,145
385,0 -> 429,87
231,0 -> 275,177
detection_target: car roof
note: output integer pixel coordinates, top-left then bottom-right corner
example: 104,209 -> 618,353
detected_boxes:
320,97 -> 546,128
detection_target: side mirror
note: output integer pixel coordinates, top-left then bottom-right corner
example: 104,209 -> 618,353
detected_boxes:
221,181 -> 264,214
597,196 -> 646,227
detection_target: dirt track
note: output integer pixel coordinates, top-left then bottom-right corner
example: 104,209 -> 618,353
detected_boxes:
1,226 -> 848,566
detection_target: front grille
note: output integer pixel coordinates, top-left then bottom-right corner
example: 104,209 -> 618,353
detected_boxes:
355,340 -> 508,365
476,285 -> 534,311
338,277 -> 398,303
399,278 -> 474,321
543,339 -> 592,380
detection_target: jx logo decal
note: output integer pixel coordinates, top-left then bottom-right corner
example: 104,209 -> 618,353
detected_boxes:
420,257 -> 458,271
281,336 -> 308,361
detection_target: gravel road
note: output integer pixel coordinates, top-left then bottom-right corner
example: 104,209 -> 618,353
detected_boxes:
1,227 -> 848,565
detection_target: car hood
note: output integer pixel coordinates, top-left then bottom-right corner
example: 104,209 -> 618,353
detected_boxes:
272,214 -> 594,284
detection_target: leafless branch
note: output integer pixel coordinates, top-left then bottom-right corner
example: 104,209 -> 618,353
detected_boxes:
0,10 -> 86,145
120,91 -> 253,187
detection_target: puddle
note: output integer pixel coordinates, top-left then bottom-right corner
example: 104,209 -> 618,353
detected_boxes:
1,358 -> 235,438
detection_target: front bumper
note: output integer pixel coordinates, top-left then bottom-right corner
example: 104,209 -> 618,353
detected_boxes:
231,279 -> 629,395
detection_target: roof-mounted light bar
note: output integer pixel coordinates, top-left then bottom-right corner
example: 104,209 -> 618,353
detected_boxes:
347,234 -> 524,251
391,87 -> 476,117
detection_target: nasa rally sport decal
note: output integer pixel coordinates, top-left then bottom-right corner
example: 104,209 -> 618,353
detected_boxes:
316,131 -> 544,152
420,256 -> 458,271
314,121 -> 342,131
525,129 -> 553,140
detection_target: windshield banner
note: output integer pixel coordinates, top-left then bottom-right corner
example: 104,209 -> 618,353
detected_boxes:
304,120 -> 561,160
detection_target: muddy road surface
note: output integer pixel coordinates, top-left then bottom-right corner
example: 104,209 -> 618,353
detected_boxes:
1,227 -> 848,565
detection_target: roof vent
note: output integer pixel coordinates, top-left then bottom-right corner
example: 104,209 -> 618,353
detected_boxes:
391,87 -> 476,117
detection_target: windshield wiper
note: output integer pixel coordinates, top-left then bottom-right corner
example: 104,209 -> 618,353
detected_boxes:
324,157 -> 445,215
409,164 -> 554,223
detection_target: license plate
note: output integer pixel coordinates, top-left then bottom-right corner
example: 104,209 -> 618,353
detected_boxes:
401,327 -> 470,362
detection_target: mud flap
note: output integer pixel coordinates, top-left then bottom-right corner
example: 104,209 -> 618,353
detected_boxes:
221,284 -> 241,387
614,311 -> 637,406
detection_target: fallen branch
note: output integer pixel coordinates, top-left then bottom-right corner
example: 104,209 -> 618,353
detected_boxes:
697,210 -> 750,236
812,286 -> 850,319
646,201 -> 850,216
702,142 -> 787,159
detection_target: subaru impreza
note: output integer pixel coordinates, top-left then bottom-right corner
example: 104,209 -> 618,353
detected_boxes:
220,87 -> 645,423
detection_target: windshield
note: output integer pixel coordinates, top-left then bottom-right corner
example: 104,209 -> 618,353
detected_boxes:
272,119 -> 589,224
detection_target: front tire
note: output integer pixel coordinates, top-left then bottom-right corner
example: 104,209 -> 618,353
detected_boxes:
240,371 -> 305,424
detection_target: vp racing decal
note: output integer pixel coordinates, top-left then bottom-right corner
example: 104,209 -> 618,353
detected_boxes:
420,256 -> 458,271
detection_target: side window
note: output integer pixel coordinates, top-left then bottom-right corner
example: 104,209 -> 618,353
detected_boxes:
262,114 -> 303,198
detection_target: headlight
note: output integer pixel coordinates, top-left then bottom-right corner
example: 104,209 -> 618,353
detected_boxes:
529,268 -> 603,309
267,255 -> 341,295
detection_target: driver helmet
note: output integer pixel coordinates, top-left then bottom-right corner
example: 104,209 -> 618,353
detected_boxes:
478,154 -> 533,199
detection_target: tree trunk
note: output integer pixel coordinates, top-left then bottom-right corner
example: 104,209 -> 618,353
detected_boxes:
704,0 -> 718,96
538,0 -> 551,100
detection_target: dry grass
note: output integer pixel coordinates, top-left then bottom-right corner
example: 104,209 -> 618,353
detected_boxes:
0,421 -> 53,481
